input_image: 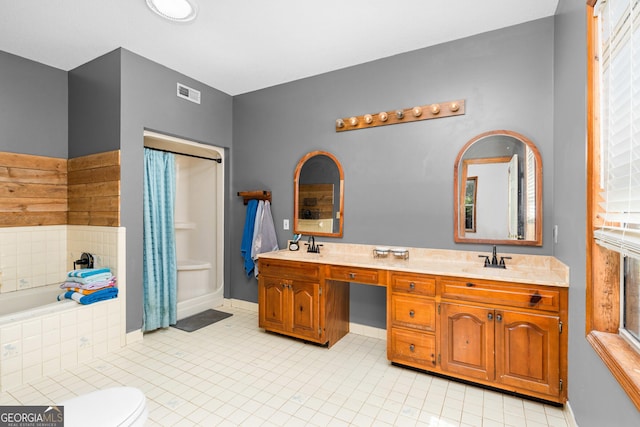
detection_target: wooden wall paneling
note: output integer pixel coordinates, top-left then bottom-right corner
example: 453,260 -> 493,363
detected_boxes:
67,150 -> 121,227
0,152 -> 68,226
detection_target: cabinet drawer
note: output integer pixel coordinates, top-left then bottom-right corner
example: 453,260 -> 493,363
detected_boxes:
390,295 -> 436,331
258,259 -> 320,281
389,328 -> 436,367
441,278 -> 560,312
327,265 -> 381,285
390,272 -> 435,296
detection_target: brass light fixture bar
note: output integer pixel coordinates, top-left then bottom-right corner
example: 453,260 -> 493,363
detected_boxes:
335,99 -> 465,132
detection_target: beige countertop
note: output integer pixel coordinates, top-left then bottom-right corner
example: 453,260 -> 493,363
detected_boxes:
257,243 -> 569,287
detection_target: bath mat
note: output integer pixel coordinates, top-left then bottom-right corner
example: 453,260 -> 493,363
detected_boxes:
172,309 -> 233,332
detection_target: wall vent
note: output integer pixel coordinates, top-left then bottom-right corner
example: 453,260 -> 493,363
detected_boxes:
177,83 -> 201,104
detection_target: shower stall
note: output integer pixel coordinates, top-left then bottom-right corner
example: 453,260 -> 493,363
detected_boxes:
143,130 -> 225,321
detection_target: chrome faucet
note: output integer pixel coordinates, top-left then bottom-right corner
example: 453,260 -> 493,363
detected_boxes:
479,245 -> 511,269
305,236 -> 322,253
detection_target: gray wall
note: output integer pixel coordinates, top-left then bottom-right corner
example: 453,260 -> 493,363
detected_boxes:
119,49 -> 233,332
554,0 -> 640,425
68,50 -> 121,157
0,51 -> 67,157
4,4 -> 640,422
232,18 -> 555,328
68,48 -> 233,332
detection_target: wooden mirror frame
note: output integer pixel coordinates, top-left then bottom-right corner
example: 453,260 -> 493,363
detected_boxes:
294,150 -> 344,237
453,130 -> 543,246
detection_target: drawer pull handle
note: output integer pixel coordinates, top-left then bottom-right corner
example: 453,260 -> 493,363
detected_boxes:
409,344 -> 415,352
409,310 -> 415,318
529,292 -> 542,306
466,282 -> 475,287
488,313 -> 493,320
349,273 -> 356,279
409,282 -> 415,290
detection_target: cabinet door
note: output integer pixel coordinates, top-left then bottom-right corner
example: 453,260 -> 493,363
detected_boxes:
259,277 -> 288,332
440,303 -> 494,382
495,310 -> 560,397
289,281 -> 321,340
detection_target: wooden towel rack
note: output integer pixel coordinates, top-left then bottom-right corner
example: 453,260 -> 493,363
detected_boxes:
237,190 -> 272,205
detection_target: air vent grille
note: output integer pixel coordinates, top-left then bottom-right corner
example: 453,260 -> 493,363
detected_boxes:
177,83 -> 201,104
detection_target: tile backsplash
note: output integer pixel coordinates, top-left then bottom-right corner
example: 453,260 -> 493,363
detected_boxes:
0,226 -> 67,293
0,225 -> 122,294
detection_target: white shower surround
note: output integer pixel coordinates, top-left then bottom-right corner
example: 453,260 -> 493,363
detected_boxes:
145,130 -> 225,320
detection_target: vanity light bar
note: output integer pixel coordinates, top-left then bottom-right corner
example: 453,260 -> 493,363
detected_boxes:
335,99 -> 465,132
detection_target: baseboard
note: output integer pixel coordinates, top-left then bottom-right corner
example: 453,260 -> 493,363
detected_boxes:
349,322 -> 387,340
126,329 -> 143,345
564,401 -> 578,427
224,298 -> 258,312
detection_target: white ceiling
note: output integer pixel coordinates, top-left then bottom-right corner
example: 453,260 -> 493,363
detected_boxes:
0,1 -> 559,96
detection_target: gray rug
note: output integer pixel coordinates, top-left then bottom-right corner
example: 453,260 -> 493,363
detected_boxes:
172,309 -> 233,332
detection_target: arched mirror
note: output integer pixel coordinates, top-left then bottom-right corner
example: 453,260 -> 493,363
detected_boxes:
294,151 -> 344,237
454,130 -> 542,246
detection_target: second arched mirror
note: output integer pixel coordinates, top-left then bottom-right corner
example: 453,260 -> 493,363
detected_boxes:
294,151 -> 344,237
454,130 -> 542,246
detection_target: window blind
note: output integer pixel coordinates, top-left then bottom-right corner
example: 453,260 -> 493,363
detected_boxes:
595,0 -> 640,258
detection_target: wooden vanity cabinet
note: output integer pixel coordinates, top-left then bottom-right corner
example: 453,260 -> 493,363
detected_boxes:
257,253 -> 567,404
387,272 -> 438,369
439,277 -> 566,403
258,259 -> 349,347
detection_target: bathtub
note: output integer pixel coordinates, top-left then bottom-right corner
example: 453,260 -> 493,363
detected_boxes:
0,283 -> 123,391
0,284 -> 73,325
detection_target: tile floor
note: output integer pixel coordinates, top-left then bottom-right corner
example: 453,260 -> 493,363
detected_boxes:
0,306 -> 575,426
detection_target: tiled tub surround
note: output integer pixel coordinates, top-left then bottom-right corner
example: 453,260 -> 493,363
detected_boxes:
0,226 -> 67,293
0,225 -> 126,391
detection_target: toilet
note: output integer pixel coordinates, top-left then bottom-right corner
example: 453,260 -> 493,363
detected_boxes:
61,387 -> 148,427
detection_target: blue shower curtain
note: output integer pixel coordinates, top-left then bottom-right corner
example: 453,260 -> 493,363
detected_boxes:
143,148 -> 177,332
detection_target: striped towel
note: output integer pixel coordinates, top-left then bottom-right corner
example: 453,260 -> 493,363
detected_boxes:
67,268 -> 111,278
59,285 -> 115,295
58,287 -> 118,305
65,273 -> 113,285
60,276 -> 116,291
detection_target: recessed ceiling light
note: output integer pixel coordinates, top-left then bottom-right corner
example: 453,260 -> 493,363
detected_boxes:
146,0 -> 198,23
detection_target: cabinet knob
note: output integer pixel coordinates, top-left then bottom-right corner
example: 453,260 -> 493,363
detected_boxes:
409,344 -> 415,352
349,273 -> 356,279
466,282 -> 475,287
409,282 -> 415,290
496,313 -> 502,322
409,310 -> 415,318
488,313 -> 493,320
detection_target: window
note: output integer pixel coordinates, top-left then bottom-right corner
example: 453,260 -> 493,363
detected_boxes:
623,256 -> 640,350
587,0 -> 640,410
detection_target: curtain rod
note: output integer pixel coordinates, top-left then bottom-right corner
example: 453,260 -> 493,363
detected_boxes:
146,147 -> 222,163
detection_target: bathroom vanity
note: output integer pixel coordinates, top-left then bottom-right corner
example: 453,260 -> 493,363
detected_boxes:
257,243 -> 568,404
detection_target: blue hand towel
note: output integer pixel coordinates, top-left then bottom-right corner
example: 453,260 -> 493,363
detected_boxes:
241,199 -> 259,276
